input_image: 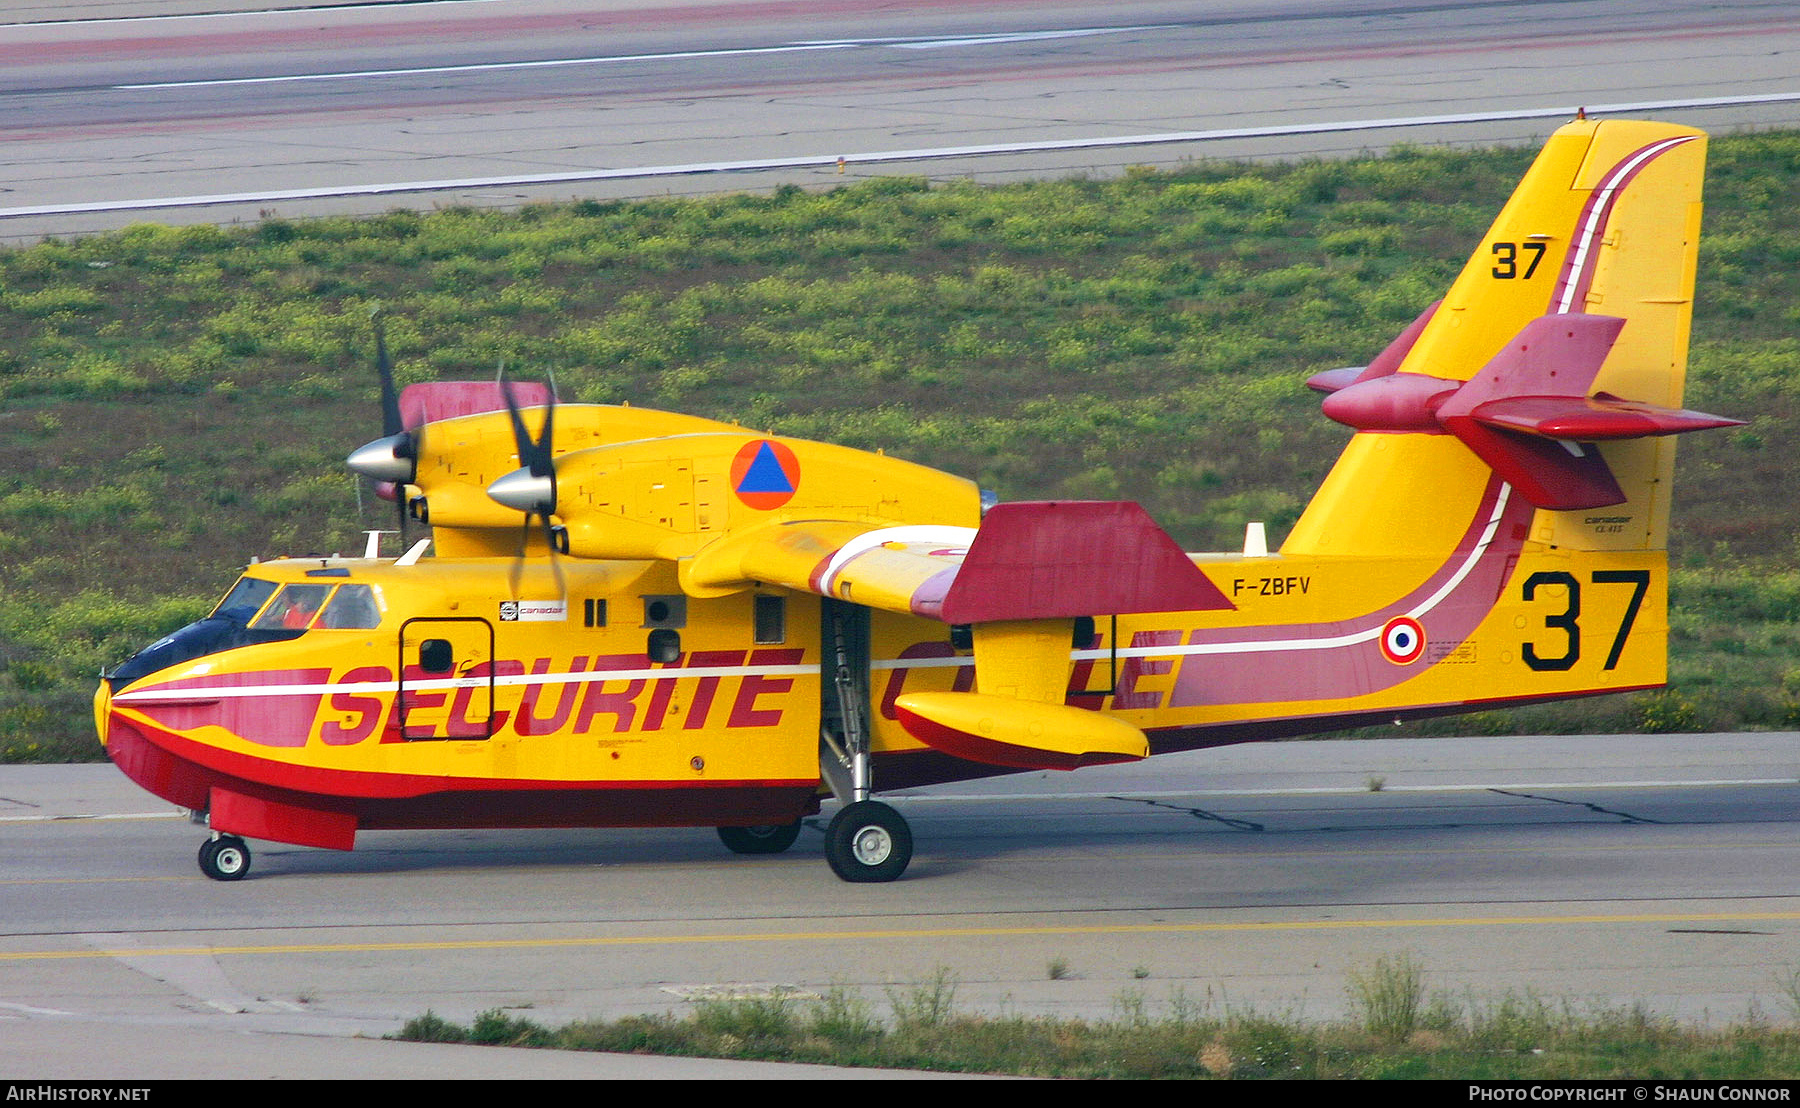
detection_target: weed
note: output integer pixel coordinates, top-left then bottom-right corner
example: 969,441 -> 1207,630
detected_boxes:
397,1010 -> 467,1043
1347,952 -> 1425,1043
886,966 -> 959,1029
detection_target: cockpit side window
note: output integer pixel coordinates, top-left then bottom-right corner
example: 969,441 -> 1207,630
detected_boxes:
321,584 -> 382,629
250,584 -> 336,631
213,577 -> 279,624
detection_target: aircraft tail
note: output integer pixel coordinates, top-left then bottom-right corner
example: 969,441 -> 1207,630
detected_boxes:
1288,118 -> 1731,558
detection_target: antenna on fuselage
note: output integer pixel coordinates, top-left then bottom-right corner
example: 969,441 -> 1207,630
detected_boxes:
395,538 -> 432,566
362,530 -> 396,559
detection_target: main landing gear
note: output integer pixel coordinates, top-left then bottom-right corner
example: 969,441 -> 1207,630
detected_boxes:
716,821 -> 803,855
824,800 -> 912,883
816,598 -> 914,883
197,834 -> 252,881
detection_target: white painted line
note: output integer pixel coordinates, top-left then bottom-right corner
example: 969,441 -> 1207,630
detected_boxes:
1,0 -> 505,30
118,26 -> 1169,89
4,93 -> 1797,221
0,810 -> 183,823
120,43 -> 859,90
892,778 -> 1800,801
5,778 -> 1787,824
111,660 -> 821,705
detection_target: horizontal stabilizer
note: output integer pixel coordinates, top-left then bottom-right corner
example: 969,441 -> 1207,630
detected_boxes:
1319,310 -> 1744,511
1306,301 -> 1442,394
1468,394 -> 1745,440
1453,427 -> 1625,509
921,501 -> 1234,623
1305,366 -> 1363,394
894,691 -> 1148,771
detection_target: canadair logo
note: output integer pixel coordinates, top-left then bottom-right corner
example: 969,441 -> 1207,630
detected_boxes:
731,439 -> 800,510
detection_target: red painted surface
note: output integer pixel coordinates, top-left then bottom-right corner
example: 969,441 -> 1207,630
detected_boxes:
399,381 -> 549,429
1309,301 -> 1443,396
928,501 -> 1234,623
1321,372 -> 1458,433
893,704 -> 1136,772
211,785 -> 357,851
127,668 -> 330,749
1437,314 -> 1628,509
1470,394 -> 1744,439
106,708 -> 818,848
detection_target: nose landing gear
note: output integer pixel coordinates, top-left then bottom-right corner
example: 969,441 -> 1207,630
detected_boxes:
198,834 -> 252,881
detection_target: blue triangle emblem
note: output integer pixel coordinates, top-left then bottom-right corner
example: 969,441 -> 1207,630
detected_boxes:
737,442 -> 795,494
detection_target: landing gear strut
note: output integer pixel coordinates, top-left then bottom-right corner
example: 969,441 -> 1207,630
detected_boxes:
197,834 -> 252,881
819,599 -> 913,882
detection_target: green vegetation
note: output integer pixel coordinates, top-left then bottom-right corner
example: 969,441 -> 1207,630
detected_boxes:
391,960 -> 1800,1078
4,132 -> 1799,760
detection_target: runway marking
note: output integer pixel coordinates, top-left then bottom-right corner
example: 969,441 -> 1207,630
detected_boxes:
118,43 -> 861,90
2,773 -> 1793,831
6,908 -> 1800,962
1,776 -> 1791,825
115,26 -> 1168,90
7,93 -> 1800,220
892,778 -> 1800,801
2,837 -> 1796,891
0,0 -> 505,29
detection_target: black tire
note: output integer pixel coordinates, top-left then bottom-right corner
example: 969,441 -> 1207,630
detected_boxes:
198,835 -> 252,881
824,801 -> 912,883
717,821 -> 802,855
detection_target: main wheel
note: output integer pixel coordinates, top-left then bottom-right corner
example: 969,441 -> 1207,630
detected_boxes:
824,801 -> 912,883
717,821 -> 802,855
197,835 -> 252,881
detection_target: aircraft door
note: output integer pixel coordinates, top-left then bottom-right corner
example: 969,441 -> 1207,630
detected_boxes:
398,617 -> 497,740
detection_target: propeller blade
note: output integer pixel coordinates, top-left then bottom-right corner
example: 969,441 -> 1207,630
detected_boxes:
368,310 -> 414,548
373,310 -> 409,436
498,369 -> 558,510
496,369 -> 565,601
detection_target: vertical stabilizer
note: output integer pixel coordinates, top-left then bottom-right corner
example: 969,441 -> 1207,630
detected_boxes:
1285,119 -> 1708,558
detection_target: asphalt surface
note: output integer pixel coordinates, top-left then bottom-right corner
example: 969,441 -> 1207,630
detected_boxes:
5,734 -> 1797,1078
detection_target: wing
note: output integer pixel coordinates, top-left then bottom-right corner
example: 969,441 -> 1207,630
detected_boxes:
684,500 -> 1233,623
691,500 -> 1234,773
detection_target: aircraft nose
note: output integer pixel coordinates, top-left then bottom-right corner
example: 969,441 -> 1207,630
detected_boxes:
92,682 -> 113,749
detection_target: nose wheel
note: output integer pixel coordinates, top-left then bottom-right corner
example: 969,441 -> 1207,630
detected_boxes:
198,835 -> 252,881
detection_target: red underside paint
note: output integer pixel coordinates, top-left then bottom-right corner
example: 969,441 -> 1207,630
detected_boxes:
1469,395 -> 1743,439
211,785 -> 357,851
106,715 -> 818,849
893,705 -> 1139,772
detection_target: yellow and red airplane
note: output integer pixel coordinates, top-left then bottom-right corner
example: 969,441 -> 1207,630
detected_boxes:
97,117 -> 1740,882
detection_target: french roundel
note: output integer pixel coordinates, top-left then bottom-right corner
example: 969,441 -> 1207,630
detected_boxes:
1379,616 -> 1426,666
730,439 -> 800,510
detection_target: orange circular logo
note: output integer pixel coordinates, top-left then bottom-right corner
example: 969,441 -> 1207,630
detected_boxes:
730,439 -> 800,510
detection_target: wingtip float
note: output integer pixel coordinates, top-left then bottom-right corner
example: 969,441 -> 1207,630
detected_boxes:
99,117 -> 1736,883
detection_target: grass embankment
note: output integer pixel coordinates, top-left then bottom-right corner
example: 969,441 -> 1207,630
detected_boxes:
393,959 -> 1800,1078
4,133 -> 1800,760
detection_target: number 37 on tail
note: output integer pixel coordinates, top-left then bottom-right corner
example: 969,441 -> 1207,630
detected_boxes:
97,118 -> 1740,882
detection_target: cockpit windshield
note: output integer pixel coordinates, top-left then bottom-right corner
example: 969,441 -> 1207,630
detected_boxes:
320,584 -> 382,629
212,577 -> 278,623
246,583 -> 383,631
